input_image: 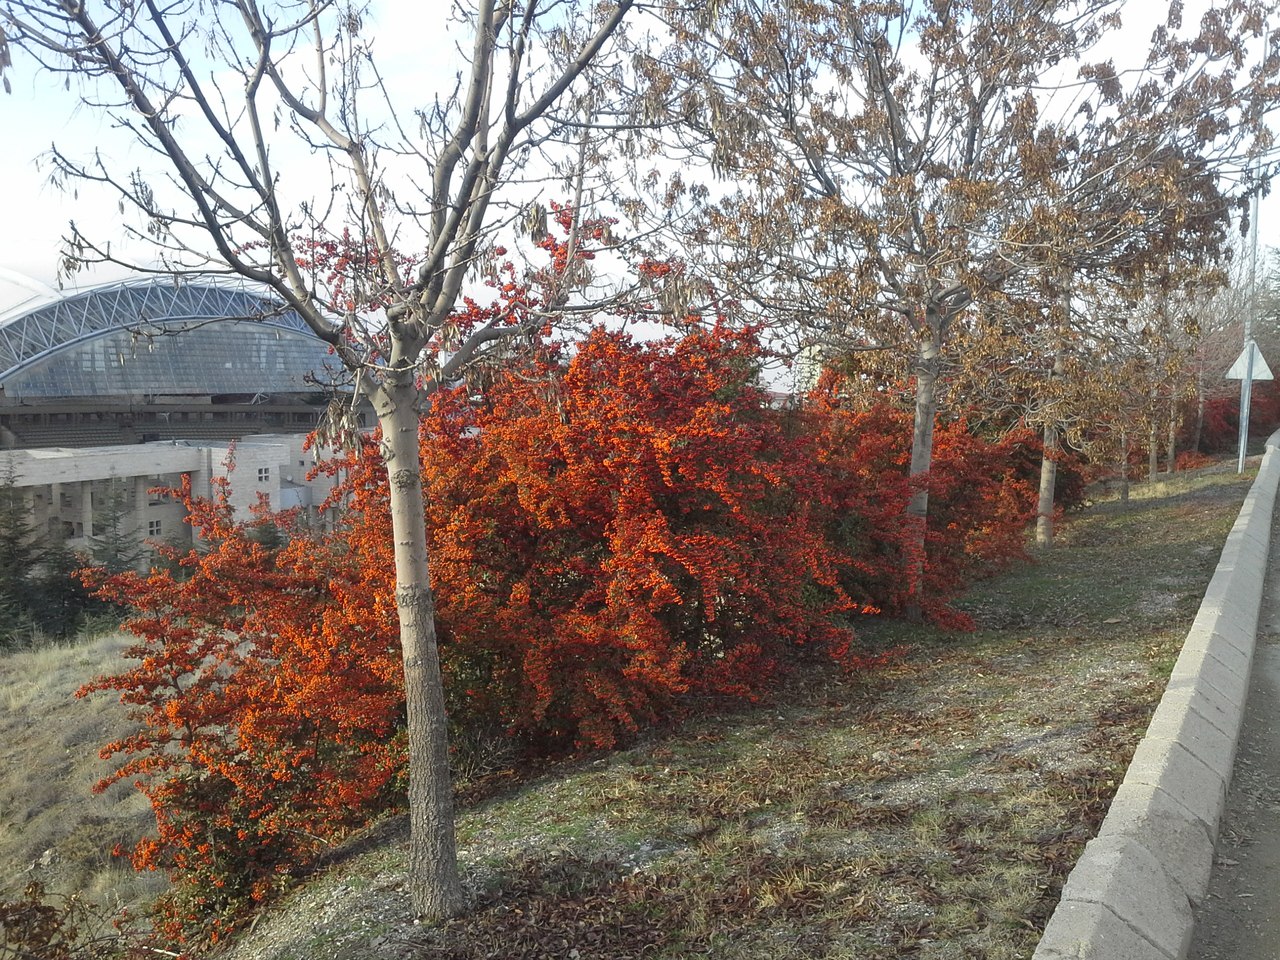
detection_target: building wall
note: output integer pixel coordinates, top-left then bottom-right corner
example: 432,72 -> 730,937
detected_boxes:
0,434 -> 342,565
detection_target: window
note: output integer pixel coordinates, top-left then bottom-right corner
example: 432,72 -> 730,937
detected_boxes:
148,519 -> 162,538
257,467 -> 270,482
77,342 -> 107,373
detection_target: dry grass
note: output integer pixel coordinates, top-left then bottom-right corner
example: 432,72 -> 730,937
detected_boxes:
0,630 -> 167,914
212,466 -> 1256,960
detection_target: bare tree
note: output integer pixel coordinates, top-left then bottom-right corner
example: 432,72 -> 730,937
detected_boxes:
0,0 -> 636,919
632,0 -> 1279,603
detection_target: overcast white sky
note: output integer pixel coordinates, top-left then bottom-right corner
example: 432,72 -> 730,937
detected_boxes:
0,0 -> 468,305
0,0 -> 1277,313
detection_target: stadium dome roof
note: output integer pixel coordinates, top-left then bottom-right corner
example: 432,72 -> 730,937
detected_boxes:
0,275 -> 341,399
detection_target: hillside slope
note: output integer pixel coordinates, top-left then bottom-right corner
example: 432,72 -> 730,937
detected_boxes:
211,471 -> 1252,960
0,632 -> 165,912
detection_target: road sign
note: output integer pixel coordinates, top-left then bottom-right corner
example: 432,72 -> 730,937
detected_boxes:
1226,342 -> 1274,380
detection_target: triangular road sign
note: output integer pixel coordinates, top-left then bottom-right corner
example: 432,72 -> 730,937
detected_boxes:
1226,342 -> 1274,380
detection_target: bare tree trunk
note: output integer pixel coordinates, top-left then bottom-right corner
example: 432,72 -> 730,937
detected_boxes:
1035,340 -> 1067,548
1119,429 -> 1130,507
1036,421 -> 1058,546
1148,386 -> 1160,482
904,335 -> 940,623
1194,364 -> 1206,453
376,376 -> 463,921
1166,406 -> 1178,474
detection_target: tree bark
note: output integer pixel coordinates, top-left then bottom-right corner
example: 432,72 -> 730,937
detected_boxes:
376,376 -> 463,921
1166,407 -> 1178,475
1119,429 -> 1130,507
1035,421 -> 1058,547
904,334 -> 941,623
1032,271 -> 1072,548
1194,363 -> 1206,453
1147,386 -> 1160,482
1035,341 -> 1067,548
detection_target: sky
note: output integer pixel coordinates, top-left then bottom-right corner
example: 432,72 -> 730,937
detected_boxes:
0,0 -> 466,307
1,0 -> 1278,315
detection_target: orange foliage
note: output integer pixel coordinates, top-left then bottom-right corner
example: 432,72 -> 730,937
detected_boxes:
415,325 -> 857,750
79,474 -> 404,945
79,328 -> 1043,942
808,374 -> 1039,624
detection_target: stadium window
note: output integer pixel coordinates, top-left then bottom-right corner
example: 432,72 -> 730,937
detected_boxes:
148,519 -> 162,538
79,342 -> 107,373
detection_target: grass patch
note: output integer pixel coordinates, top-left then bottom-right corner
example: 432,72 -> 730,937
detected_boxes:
211,466 -> 1255,960
0,631 -> 165,915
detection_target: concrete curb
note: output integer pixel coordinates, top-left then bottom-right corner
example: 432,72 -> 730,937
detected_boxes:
1034,433 -> 1280,960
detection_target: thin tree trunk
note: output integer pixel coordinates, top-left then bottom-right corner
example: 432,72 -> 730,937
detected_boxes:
377,377 -> 463,921
1119,429 -> 1130,507
905,335 -> 940,624
1166,406 -> 1177,475
1035,340 -> 1067,547
1036,280 -> 1070,548
1036,421 -> 1058,547
1148,385 -> 1159,482
1194,363 -> 1205,453
1155,269 -> 1170,480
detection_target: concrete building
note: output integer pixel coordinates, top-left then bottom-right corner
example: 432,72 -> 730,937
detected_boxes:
0,435 -> 341,556
0,274 -> 358,559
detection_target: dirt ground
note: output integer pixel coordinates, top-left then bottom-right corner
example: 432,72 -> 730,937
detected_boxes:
1188,510 -> 1280,960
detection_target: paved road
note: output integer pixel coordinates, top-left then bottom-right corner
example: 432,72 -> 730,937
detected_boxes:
1188,509 -> 1280,960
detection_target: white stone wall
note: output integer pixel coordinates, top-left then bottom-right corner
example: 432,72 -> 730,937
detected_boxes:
0,433 -> 342,561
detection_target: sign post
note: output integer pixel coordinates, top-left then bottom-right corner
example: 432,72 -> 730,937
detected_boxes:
1227,341 -> 1273,471
1235,180 -> 1263,473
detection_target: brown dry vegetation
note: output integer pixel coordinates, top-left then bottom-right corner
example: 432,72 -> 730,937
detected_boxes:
208,467 -> 1254,960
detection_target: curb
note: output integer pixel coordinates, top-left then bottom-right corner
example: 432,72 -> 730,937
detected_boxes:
1033,433 -> 1280,960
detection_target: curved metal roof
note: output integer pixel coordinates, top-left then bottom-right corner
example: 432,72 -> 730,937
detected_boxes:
0,276 -> 341,399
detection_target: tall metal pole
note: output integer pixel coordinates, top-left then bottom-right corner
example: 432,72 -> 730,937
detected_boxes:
1239,178 -> 1261,473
